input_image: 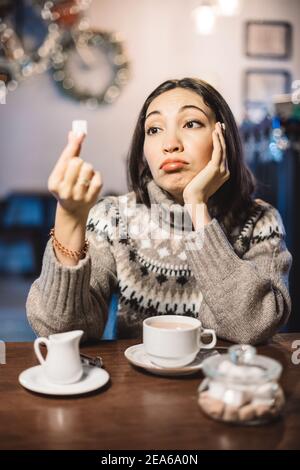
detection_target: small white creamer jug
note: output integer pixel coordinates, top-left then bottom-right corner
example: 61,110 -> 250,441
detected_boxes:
34,330 -> 84,385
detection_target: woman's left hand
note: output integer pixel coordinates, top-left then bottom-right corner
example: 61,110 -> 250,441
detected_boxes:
183,122 -> 230,205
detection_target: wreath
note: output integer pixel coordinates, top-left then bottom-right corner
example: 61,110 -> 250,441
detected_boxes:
51,28 -> 130,106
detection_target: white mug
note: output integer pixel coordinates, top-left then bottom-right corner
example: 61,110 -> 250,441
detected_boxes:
143,315 -> 217,368
34,330 -> 84,385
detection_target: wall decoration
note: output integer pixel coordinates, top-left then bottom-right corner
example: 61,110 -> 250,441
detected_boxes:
245,21 -> 292,59
0,1 -> 130,106
244,69 -> 291,105
51,29 -> 130,107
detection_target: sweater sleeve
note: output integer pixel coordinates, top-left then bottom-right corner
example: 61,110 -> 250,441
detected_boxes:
26,199 -> 118,343
184,204 -> 292,345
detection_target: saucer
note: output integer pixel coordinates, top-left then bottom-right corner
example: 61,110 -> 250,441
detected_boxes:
18,364 -> 110,396
124,344 -> 220,377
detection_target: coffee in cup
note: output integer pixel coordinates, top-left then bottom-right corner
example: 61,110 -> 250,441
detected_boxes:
143,315 -> 216,368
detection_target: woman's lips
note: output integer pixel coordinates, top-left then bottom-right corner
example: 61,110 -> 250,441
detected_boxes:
161,161 -> 188,172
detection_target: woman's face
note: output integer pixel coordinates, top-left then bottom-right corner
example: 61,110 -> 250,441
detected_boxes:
143,88 -> 216,203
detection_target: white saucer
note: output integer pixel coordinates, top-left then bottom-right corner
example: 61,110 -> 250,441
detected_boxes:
124,344 -> 220,377
18,364 -> 110,396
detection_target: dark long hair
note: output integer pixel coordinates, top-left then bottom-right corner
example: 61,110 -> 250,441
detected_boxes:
127,77 -> 257,235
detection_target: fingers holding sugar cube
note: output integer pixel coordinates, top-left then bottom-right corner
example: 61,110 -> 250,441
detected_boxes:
72,120 -> 88,137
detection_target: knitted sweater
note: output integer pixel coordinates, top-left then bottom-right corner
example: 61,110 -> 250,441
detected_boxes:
26,180 -> 292,345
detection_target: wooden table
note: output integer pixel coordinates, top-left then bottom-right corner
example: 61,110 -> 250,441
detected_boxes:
0,334 -> 299,450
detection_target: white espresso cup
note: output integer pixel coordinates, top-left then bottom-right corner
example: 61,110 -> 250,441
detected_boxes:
34,330 -> 84,385
143,315 -> 217,368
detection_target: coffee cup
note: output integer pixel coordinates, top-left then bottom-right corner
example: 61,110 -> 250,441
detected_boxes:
34,330 -> 84,384
143,315 -> 217,368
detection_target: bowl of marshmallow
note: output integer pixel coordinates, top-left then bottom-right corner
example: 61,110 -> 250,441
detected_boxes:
198,344 -> 285,425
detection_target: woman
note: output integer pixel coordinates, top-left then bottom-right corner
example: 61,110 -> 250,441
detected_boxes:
26,78 -> 292,344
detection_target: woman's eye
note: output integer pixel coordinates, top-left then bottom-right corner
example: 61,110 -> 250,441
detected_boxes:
146,127 -> 160,135
184,120 -> 203,129
146,120 -> 202,135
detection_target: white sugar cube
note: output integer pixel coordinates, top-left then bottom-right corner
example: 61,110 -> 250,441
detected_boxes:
208,380 -> 226,400
223,389 -> 249,407
72,120 -> 87,136
255,383 -> 276,400
252,398 -> 274,407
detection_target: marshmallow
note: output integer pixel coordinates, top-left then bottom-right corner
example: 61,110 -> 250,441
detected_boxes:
223,388 -> 250,407
238,403 -> 256,422
252,398 -> 274,407
274,387 -> 285,409
255,383 -> 277,400
252,399 -> 274,418
198,393 -> 224,419
72,120 -> 87,136
208,381 -> 226,400
223,404 -> 239,422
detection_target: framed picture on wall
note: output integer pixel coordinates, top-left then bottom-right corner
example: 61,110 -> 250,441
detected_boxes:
244,69 -> 291,106
245,21 -> 292,59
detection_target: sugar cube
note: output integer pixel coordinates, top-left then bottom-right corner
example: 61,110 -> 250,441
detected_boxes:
255,383 -> 276,400
223,388 -> 249,407
72,120 -> 87,136
208,380 -> 226,400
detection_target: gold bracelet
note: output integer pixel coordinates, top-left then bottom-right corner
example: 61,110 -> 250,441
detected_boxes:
49,228 -> 89,260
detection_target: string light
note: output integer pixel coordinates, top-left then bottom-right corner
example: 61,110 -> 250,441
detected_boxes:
191,0 -> 240,35
192,4 -> 216,35
216,0 -> 240,17
269,118 -> 289,162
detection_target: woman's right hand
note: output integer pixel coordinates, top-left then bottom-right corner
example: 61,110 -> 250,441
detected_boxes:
48,131 -> 103,221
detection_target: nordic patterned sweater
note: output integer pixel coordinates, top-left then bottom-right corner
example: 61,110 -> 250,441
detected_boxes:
26,179 -> 292,345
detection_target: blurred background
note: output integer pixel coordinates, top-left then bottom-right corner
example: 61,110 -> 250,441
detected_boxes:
0,0 -> 299,341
